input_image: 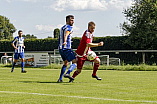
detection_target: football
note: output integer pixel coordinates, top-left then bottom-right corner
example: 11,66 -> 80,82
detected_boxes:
87,51 -> 96,60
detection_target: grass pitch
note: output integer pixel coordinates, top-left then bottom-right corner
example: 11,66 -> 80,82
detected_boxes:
0,68 -> 157,104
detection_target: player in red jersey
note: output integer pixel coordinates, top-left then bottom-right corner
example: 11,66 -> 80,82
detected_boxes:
70,21 -> 104,82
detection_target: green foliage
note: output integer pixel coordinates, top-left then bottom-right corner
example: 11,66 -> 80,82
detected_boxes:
23,34 -> 37,39
41,63 -> 157,71
1,36 -> 157,64
0,36 -> 130,52
24,38 -> 59,51
0,15 -> 16,40
54,28 -> 60,38
99,64 -> 157,71
121,0 -> 157,49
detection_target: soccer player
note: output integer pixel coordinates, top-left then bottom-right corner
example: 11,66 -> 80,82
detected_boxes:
70,21 -> 104,82
57,15 -> 77,82
11,30 -> 27,73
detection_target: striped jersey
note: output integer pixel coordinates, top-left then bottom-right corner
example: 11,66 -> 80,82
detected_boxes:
59,24 -> 73,50
75,30 -> 93,56
11,36 -> 24,53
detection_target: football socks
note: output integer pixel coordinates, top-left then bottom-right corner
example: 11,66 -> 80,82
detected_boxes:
21,62 -> 25,71
59,65 -> 67,80
12,62 -> 16,69
92,63 -> 100,76
72,70 -> 80,78
66,63 -> 76,74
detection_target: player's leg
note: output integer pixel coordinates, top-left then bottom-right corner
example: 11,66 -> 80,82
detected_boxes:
65,59 -> 76,74
20,53 -> 27,73
92,57 -> 101,80
11,53 -> 19,72
64,59 -> 76,80
64,50 -> 77,76
57,49 -> 68,82
70,56 -> 85,82
58,60 -> 68,82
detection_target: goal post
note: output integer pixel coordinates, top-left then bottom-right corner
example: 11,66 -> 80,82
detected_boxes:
109,58 -> 121,66
98,55 -> 109,66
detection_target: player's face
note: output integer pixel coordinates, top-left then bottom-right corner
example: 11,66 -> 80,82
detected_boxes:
88,25 -> 95,34
68,17 -> 74,26
18,32 -> 23,37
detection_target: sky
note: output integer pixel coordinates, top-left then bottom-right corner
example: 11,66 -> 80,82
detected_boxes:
0,0 -> 133,39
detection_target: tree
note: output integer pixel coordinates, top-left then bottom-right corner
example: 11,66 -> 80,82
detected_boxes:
0,15 -> 16,40
23,34 -> 37,39
121,0 -> 157,49
54,28 -> 60,38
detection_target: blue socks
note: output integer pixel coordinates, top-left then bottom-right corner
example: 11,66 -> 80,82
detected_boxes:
59,64 -> 76,80
59,65 -> 67,80
12,62 -> 16,69
12,62 -> 25,72
21,62 -> 25,71
66,63 -> 76,74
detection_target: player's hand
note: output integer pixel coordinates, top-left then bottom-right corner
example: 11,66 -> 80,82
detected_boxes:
14,47 -> 18,50
63,42 -> 67,45
23,46 -> 25,49
98,42 -> 104,46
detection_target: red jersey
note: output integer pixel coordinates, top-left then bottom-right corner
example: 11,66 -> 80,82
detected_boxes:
75,30 -> 93,56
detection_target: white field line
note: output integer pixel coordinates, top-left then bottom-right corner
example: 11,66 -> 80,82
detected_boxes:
0,91 -> 157,103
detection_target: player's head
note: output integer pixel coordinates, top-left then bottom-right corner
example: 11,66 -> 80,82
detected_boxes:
66,15 -> 74,26
18,30 -> 23,37
88,21 -> 95,34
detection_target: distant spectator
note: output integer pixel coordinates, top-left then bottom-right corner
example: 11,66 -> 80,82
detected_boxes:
4,53 -> 8,65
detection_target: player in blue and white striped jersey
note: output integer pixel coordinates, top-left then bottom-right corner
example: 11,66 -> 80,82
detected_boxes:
11,30 -> 27,73
57,15 -> 77,82
59,24 -> 73,50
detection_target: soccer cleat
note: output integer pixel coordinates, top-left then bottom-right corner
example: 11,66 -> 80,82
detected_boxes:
69,79 -> 74,83
92,75 -> 102,80
21,70 -> 27,73
64,74 -> 74,80
57,79 -> 63,83
11,69 -> 14,73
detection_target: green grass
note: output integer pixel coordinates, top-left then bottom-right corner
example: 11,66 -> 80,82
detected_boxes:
0,68 -> 157,104
42,63 -> 157,71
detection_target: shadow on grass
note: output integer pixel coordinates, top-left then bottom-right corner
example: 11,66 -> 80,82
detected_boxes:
19,81 -> 71,84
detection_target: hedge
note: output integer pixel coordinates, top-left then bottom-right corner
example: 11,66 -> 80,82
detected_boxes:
1,36 -> 157,64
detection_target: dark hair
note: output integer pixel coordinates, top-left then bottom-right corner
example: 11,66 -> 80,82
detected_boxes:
18,30 -> 23,34
88,21 -> 95,27
66,15 -> 74,22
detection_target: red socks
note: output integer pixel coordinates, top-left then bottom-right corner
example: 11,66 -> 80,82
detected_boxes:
72,70 -> 80,78
92,63 -> 100,76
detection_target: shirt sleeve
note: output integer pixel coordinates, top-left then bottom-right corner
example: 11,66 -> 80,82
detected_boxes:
85,32 -> 91,44
11,37 -> 17,43
67,26 -> 72,32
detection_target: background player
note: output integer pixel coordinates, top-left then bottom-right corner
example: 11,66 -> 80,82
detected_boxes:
70,21 -> 104,82
11,30 -> 27,73
57,15 -> 77,82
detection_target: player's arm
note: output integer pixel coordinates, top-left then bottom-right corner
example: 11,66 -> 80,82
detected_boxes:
63,31 -> 70,45
87,41 -> 104,47
11,38 -> 18,50
23,43 -> 25,49
11,43 -> 18,50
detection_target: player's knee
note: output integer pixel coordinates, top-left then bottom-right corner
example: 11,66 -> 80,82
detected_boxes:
72,59 -> 77,64
77,69 -> 82,73
21,58 -> 24,62
64,60 -> 69,66
14,59 -> 18,63
64,63 -> 68,66
94,58 -> 100,64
